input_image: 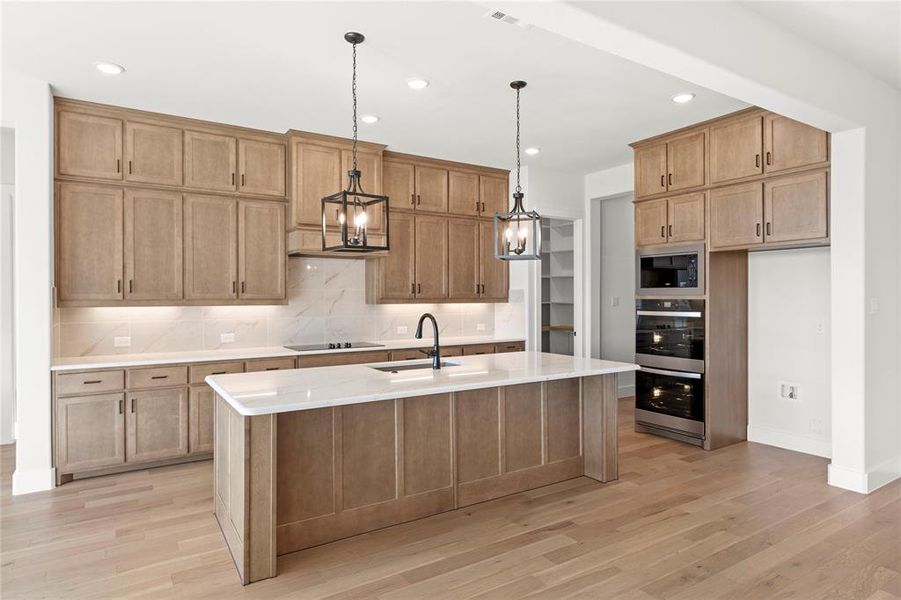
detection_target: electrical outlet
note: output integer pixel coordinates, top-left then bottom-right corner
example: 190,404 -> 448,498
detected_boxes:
610,296 -> 620,307
476,323 -> 486,332
816,322 -> 825,334
870,297 -> 880,314
779,382 -> 800,401
220,332 -> 235,343
396,325 -> 408,335
113,336 -> 131,348
809,418 -> 824,436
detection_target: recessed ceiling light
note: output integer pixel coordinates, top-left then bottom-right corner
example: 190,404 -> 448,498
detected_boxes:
672,93 -> 695,104
94,62 -> 125,75
524,147 -> 541,155
407,78 -> 429,90
360,114 -> 379,124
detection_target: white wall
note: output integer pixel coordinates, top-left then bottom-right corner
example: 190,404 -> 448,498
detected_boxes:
1,73 -> 55,494
1,128 -> 15,444
748,248 -> 831,457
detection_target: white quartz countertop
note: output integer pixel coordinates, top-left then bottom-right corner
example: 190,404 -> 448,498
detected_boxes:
206,352 -> 639,416
50,336 -> 525,371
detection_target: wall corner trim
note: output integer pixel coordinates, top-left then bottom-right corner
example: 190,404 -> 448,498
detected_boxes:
828,456 -> 901,495
11,466 -> 55,495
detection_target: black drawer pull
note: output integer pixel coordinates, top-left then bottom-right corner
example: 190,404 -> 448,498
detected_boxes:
264,367 -> 280,371
211,371 -> 226,375
150,375 -> 169,380
83,380 -> 102,385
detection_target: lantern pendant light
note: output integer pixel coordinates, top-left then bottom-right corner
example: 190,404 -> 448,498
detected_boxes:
321,32 -> 390,253
494,80 -> 540,261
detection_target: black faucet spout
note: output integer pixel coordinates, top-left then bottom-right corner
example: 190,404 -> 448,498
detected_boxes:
414,313 -> 441,369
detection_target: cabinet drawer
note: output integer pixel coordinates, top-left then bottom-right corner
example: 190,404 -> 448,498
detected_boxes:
245,357 -> 296,372
189,361 -> 244,384
442,346 -> 464,357
390,348 -> 429,361
495,341 -> 525,353
296,351 -> 390,368
463,343 -> 497,355
128,365 -> 188,389
56,370 -> 125,396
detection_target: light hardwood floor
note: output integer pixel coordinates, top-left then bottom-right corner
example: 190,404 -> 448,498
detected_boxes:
2,399 -> 899,599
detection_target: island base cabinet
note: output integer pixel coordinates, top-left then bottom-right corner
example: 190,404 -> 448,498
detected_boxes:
213,374 -> 619,585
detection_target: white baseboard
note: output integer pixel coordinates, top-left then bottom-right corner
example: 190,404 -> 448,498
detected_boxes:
12,466 -> 55,495
747,424 -> 831,458
828,455 -> 901,494
617,384 -> 635,398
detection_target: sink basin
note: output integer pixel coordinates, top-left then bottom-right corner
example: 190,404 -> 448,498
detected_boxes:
371,361 -> 459,373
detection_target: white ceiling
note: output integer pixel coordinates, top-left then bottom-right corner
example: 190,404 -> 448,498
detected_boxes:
740,1 -> 901,90
2,1 -> 750,174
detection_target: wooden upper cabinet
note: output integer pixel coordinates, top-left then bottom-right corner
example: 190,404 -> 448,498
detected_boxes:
415,166 -> 448,213
342,148 -> 384,231
183,195 -> 238,300
764,115 -> 828,174
448,218 -> 480,299
123,189 -> 183,301
184,130 -> 237,192
56,393 -> 126,473
667,192 -> 706,244
709,182 -> 764,249
383,160 -> 415,211
479,221 -> 508,300
666,132 -> 705,192
125,121 -> 183,186
374,211 -> 415,300
635,143 -> 667,198
126,387 -> 188,463
238,139 -> 286,197
764,170 -> 828,244
238,200 -> 286,301
58,111 -> 123,180
634,198 -> 668,247
709,114 -> 763,184
479,175 -> 508,216
293,142 -> 341,226
448,171 -> 480,216
57,183 -> 124,302
415,215 -> 448,298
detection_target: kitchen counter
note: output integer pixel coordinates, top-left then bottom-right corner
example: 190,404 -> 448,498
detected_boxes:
207,351 -> 637,416
49,336 -> 525,371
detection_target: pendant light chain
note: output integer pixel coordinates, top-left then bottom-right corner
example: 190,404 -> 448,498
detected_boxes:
351,40 -> 358,173
515,86 -> 521,194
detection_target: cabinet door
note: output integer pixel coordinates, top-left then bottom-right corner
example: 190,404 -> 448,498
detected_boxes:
634,143 -> 667,198
709,182 -> 764,249
342,148 -> 384,231
764,114 -> 828,174
238,200 -> 286,300
238,139 -> 286,197
415,166 -> 448,213
448,218 -> 480,299
709,115 -> 763,184
124,189 -> 183,301
415,215 -> 448,298
57,111 -> 123,180
189,385 -> 214,454
125,121 -> 183,186
667,192 -> 706,244
480,220 -> 509,300
666,131 -> 705,192
764,171 -> 828,244
448,171 -> 480,216
376,211 -> 415,300
184,195 -> 238,300
383,160 -> 416,211
57,183 -> 124,302
126,387 -> 188,463
634,198 -> 668,247
56,393 -> 125,473
479,175 -> 508,216
184,130 -> 237,192
294,142 -> 342,226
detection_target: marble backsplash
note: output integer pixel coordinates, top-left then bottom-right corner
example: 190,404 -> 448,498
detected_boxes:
55,258 -> 523,358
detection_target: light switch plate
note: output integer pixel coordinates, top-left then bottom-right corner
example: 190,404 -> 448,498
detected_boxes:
397,325 -> 408,334
220,332 -> 236,343
113,336 -> 131,348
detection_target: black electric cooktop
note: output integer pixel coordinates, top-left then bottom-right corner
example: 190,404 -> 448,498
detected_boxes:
284,341 -> 385,352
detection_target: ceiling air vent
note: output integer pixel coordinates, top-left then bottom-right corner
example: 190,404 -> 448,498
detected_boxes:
485,9 -> 529,28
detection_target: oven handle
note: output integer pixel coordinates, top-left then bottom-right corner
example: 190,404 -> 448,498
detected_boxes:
640,367 -> 702,380
636,310 -> 703,318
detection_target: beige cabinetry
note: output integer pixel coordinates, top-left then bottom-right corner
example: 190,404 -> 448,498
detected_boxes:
709,183 -> 764,249
635,193 -> 705,247
635,143 -> 667,198
634,198 -> 668,246
57,111 -> 123,180
634,131 -> 705,198
415,165 -> 449,212
184,195 -> 239,300
124,189 -> 183,301
184,130 -> 237,192
449,171 -> 480,216
55,392 -> 126,473
291,141 -> 342,226
368,211 -> 415,301
448,218 -> 480,299
188,385 -> 216,454
125,121 -> 183,186
126,387 -> 189,463
383,159 -> 416,211
238,200 -> 286,301
479,221 -> 508,300
709,114 -> 763,184
238,139 -> 286,197
763,114 -> 829,174
415,215 -> 449,299
479,175 -> 509,215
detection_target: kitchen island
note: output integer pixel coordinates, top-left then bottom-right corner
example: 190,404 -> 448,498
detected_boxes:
206,351 -> 638,584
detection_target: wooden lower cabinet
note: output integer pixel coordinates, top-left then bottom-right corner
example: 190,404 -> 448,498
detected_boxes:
189,385 -> 216,454
56,393 -> 126,474
126,387 -> 189,463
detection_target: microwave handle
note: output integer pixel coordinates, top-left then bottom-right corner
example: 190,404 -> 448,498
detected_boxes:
636,310 -> 702,318
640,367 -> 702,380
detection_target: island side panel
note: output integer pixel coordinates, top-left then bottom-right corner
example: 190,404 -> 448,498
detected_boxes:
213,395 -> 277,585
582,374 -> 618,483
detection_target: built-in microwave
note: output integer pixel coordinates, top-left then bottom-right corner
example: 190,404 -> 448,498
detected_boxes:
636,244 -> 705,297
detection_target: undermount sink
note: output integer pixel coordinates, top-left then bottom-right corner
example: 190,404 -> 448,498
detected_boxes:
371,361 -> 460,373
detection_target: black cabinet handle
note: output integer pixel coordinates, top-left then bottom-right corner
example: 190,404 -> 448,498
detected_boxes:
212,371 -> 226,375
83,380 -> 102,385
660,225 -> 665,238
119,399 -> 124,414
411,193 -> 415,206
129,280 -> 133,294
128,160 -> 133,174
475,283 -> 480,294
241,281 -> 246,294
130,398 -> 135,413
411,283 -> 416,295
766,151 -> 772,166
117,279 -> 122,294
668,224 -> 673,237
232,281 -> 236,294
668,173 -> 673,186
264,367 -> 280,371
482,202 -> 486,212
241,173 -> 245,186
417,283 -> 422,294
481,284 -> 485,294
417,194 -> 421,206
756,223 -> 761,237
151,375 -> 168,380
660,174 -> 665,187
231,173 -> 235,185
755,154 -> 761,168
116,159 -> 120,173
766,222 -> 772,236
